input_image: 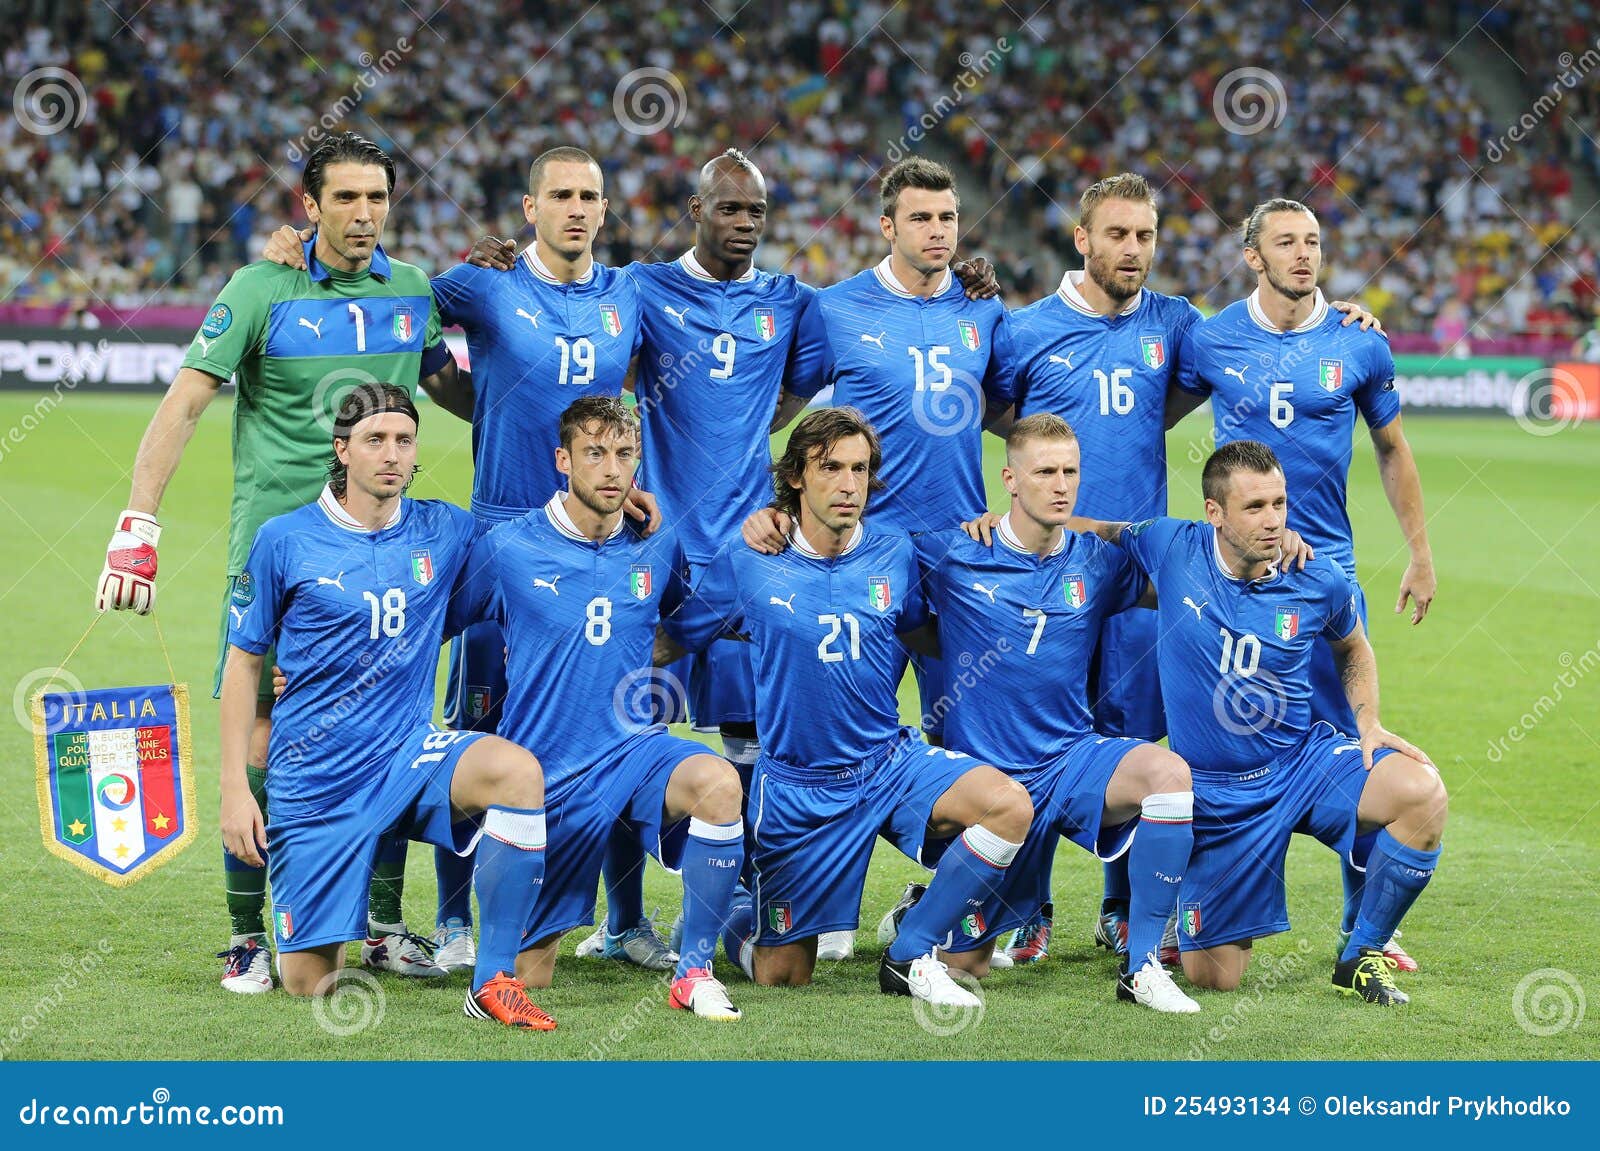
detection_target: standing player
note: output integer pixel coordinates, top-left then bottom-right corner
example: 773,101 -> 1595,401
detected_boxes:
887,414 -> 1200,1011
666,408 -> 1034,1009
220,383 -> 555,1029
97,132 -> 466,993
448,397 -> 747,1020
1170,198 -> 1435,967
1069,441 -> 1446,1005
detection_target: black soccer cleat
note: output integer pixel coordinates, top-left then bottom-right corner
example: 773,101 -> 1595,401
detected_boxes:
1332,947 -> 1410,1006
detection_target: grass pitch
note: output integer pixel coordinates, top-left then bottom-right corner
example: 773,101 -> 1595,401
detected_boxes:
0,395 -> 1594,1060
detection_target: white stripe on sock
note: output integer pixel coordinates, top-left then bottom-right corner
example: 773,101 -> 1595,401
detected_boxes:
964,823 -> 1022,868
484,805 -> 546,849
1141,791 -> 1194,821
688,817 -> 743,842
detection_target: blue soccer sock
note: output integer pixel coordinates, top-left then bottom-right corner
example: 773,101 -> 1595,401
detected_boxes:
721,889 -> 756,979
676,818 -> 745,977
1125,791 -> 1194,965
435,844 -> 475,927
1339,829 -> 1379,934
887,825 -> 1021,963
1341,828 -> 1439,963
720,734 -> 759,887
602,821 -> 647,936
471,806 -> 545,993
1101,855 -> 1131,914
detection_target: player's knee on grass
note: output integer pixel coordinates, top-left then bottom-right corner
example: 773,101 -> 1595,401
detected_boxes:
753,940 -> 816,987
666,753 -> 741,825
1181,943 -> 1250,992
941,942 -> 994,979
1363,755 -> 1448,850
278,947 -> 341,997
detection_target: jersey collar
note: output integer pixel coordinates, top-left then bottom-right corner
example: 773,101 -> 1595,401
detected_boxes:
789,520 -> 864,559
873,255 -> 952,299
1210,527 -> 1280,584
996,512 -> 1066,557
522,245 -> 596,286
1246,286 -> 1328,333
1056,269 -> 1141,317
680,248 -> 757,283
544,492 -> 625,543
305,236 -> 392,282
317,484 -> 404,531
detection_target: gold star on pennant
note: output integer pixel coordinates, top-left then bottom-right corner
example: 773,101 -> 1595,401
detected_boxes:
111,816 -> 128,833
152,813 -> 171,831
67,819 -> 87,838
113,844 -> 130,860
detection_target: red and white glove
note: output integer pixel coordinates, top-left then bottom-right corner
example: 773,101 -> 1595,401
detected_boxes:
96,509 -> 162,614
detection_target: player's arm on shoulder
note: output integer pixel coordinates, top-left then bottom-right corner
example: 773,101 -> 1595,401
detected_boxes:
465,234 -> 517,271
951,255 -> 999,300
1325,618 -> 1431,770
1368,415 -> 1435,625
1329,298 -> 1384,332
1063,514 -> 1132,546
261,225 -> 314,269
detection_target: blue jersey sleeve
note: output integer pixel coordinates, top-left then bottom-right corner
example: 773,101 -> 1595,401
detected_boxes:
1321,567 -> 1361,640
228,526 -> 285,654
1099,537 -> 1148,614
663,545 -> 743,652
1175,322 -> 1211,397
1355,335 -> 1400,430
430,263 -> 485,331
786,287 -> 830,399
909,531 -> 949,614
983,309 -> 1018,404
445,531 -> 502,638
1119,516 -> 1188,577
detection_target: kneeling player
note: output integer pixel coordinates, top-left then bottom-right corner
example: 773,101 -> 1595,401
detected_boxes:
885,414 -> 1199,1012
665,408 -> 1034,1010
1076,441 -> 1446,1005
220,384 -> 556,1029
448,396 -> 747,1020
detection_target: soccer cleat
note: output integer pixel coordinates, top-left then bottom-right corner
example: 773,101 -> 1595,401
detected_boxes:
1332,947 -> 1410,1006
1159,910 -> 1181,968
668,966 -> 742,1021
879,951 -> 982,1008
601,917 -> 678,971
875,882 -> 927,944
1338,929 -> 1418,973
464,973 -> 557,1030
669,911 -> 685,956
431,917 -> 476,974
574,926 -> 606,958
1094,907 -> 1129,956
218,937 -> 273,994
1118,956 -> 1201,1013
362,925 -> 448,978
816,930 -> 855,960
986,949 -> 1014,970
1005,902 -> 1053,964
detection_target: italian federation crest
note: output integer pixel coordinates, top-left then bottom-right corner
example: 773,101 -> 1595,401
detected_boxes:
411,550 -> 435,586
958,319 -> 980,351
754,308 -> 776,341
393,306 -> 415,343
1275,607 -> 1300,640
1181,903 -> 1201,938
629,565 -> 653,600
35,684 -> 197,886
1141,335 -> 1166,369
868,576 -> 892,612
599,303 -> 623,338
1063,573 -> 1087,609
1319,359 -> 1344,391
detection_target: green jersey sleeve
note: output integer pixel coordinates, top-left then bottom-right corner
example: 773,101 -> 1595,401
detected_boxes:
183,267 -> 272,381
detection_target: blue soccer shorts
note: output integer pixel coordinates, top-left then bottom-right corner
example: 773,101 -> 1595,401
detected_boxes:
1178,722 -> 1395,952
687,636 -> 756,731
266,725 -> 488,952
749,728 -> 984,946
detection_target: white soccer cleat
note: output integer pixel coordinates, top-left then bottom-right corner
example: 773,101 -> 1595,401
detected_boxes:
432,917 -> 476,974
986,949 -> 1014,970
668,966 -> 742,1021
879,951 -> 982,1008
816,930 -> 855,960
1118,957 -> 1201,1013
362,924 -> 448,978
218,937 -> 273,994
574,926 -> 606,958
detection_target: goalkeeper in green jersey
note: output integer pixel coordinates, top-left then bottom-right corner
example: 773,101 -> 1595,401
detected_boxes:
95,132 -> 472,994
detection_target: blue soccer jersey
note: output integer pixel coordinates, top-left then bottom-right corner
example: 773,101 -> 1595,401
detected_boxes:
667,523 -> 926,769
1177,289 -> 1399,577
1010,272 -> 1203,522
431,249 -> 643,519
228,488 -> 481,810
629,251 -> 827,564
1120,516 -> 1360,773
814,259 -> 1015,533
913,518 -> 1146,765
446,494 -> 688,796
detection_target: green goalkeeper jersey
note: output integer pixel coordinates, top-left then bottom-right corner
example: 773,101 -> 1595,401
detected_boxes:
181,243 -> 441,575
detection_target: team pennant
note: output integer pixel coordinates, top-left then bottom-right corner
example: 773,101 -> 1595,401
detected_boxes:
34,684 -> 196,886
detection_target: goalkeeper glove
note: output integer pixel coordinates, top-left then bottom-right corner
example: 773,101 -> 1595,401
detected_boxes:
96,509 -> 161,614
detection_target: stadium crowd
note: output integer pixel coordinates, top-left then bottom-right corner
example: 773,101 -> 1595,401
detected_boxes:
0,0 -> 1595,344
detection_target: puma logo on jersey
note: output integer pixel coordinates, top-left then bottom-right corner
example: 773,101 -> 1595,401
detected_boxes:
316,572 -> 345,591
1048,352 -> 1076,369
769,594 -> 796,613
299,317 -> 324,338
1182,595 -> 1207,620
971,581 -> 998,603
193,334 -> 213,357
515,307 -> 542,329
663,305 -> 689,326
532,576 -> 561,595
1223,366 -> 1247,386
229,605 -> 246,627
859,331 -> 885,348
